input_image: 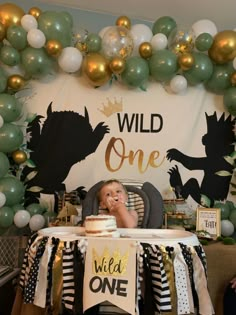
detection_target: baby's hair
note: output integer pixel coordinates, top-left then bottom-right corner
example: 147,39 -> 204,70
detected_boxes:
97,179 -> 127,201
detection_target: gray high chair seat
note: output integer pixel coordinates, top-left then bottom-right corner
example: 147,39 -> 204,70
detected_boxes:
82,180 -> 164,228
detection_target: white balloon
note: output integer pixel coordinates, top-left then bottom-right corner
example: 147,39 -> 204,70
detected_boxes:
29,214 -> 45,231
130,24 -> 153,56
21,14 -> 38,31
58,47 -> 83,73
151,33 -> 168,51
0,115 -> 4,128
233,57 -> 236,70
27,29 -> 46,48
170,75 -> 188,94
14,210 -> 31,228
221,219 -> 235,237
191,19 -> 218,38
0,192 -> 6,207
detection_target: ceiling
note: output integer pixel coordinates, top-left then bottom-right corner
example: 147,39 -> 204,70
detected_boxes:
36,0 -> 236,31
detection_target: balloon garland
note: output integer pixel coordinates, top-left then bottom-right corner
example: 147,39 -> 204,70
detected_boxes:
0,2 -> 236,234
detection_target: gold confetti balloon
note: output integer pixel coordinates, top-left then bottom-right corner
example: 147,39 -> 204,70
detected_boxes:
178,53 -> 195,70
168,26 -> 195,55
109,57 -> 126,74
116,16 -> 131,30
7,74 -> 26,91
209,30 -> 236,64
139,42 -> 152,59
28,7 -> 42,19
0,3 -> 25,27
12,150 -> 27,164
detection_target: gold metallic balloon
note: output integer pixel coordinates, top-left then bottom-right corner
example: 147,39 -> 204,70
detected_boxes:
12,150 -> 27,164
231,72 -> 236,86
28,7 -> 42,19
7,74 -> 26,90
82,53 -> 112,87
139,42 -> 152,59
45,40 -> 63,57
0,22 -> 6,41
116,16 -> 131,30
109,57 -> 126,74
0,3 -> 25,27
208,30 -> 236,64
178,53 -> 195,70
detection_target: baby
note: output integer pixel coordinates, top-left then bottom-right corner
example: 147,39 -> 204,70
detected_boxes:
97,179 -> 138,228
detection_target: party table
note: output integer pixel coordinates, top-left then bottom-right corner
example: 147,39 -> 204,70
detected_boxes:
12,227 -> 214,315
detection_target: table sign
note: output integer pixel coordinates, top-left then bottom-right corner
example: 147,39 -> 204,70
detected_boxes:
83,238 -> 137,314
196,207 -> 221,238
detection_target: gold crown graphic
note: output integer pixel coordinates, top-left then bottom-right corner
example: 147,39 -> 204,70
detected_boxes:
98,97 -> 123,117
92,247 -> 129,276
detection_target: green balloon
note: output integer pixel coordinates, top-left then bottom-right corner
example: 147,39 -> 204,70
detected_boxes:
0,123 -> 24,153
205,63 -> 234,95
0,177 -> 25,207
149,49 -> 178,82
86,33 -> 102,53
0,46 -> 20,66
26,203 -> 44,216
229,209 -> 236,228
21,47 -> 53,78
0,93 -> 22,122
214,202 -> 230,220
0,152 -> 10,178
184,52 -> 213,85
195,33 -> 213,52
6,25 -> 27,51
121,56 -> 149,88
0,206 -> 14,228
59,11 -> 73,29
38,11 -> 72,48
12,203 -> 25,214
223,87 -> 236,116
0,68 -> 7,93
152,16 -> 177,38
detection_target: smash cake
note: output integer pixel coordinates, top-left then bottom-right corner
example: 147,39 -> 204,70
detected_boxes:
84,214 -> 120,237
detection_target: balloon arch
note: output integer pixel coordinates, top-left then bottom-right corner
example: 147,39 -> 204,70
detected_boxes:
0,2 -> 236,234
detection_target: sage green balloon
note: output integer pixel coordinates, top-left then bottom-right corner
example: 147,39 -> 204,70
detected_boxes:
0,123 -> 23,153
59,11 -> 73,29
121,56 -> 149,88
149,49 -> 178,82
38,11 -> 72,48
223,87 -> 236,116
0,152 -> 10,178
26,203 -> 44,216
0,206 -> 14,228
205,63 -> 234,95
184,52 -> 213,85
195,33 -> 213,52
12,203 -> 25,214
0,93 -> 22,122
0,70 -> 7,93
0,177 -> 25,207
21,47 -> 53,78
6,25 -> 27,50
0,46 -> 20,66
152,16 -> 177,38
86,33 -> 102,53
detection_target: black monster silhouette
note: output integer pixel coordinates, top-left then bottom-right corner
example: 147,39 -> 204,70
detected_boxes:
166,112 -> 235,205
25,102 -> 109,197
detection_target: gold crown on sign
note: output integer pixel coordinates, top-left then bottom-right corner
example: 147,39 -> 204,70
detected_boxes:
92,247 -> 129,276
98,97 -> 123,117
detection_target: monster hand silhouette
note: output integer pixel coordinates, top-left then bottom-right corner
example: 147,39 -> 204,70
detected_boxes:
167,165 -> 183,199
166,148 -> 183,163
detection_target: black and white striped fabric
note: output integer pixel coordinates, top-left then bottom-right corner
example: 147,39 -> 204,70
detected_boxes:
62,242 -> 75,310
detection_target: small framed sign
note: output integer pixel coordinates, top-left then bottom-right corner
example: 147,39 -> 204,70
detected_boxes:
196,207 -> 221,239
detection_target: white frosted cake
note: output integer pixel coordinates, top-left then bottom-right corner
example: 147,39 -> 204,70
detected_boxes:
85,215 -> 119,237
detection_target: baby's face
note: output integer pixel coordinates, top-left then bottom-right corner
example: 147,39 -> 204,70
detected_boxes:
99,182 -> 127,208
